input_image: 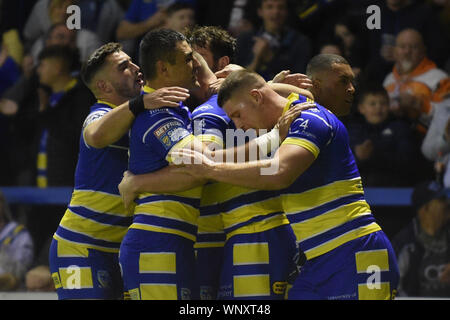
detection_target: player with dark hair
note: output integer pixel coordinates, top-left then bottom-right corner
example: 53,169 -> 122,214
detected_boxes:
48,42 -> 190,300
186,25 -> 237,73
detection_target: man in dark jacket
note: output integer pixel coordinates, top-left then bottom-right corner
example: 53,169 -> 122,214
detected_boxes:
235,0 -> 311,80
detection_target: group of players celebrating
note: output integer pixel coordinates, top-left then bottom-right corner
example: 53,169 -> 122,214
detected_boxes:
48,26 -> 400,300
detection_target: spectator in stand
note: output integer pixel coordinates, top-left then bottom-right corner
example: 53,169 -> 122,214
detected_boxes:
383,28 -> 450,135
163,2 -> 196,34
29,45 -> 94,256
347,85 -> 424,186
75,0 -> 125,44
392,180 -> 450,297
116,0 -> 195,56
22,0 -> 73,48
235,0 -> 312,81
195,0 -> 260,37
29,22 -> 102,65
35,45 -> 94,187
0,23 -> 87,188
421,97 -> 450,187
0,192 -> 34,291
365,0 -> 450,85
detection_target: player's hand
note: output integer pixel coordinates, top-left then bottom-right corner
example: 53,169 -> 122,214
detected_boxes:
143,87 -> 190,109
271,70 -> 313,90
214,64 -> 245,79
208,78 -> 225,96
170,148 -> 214,179
118,170 -> 138,214
276,102 -> 316,141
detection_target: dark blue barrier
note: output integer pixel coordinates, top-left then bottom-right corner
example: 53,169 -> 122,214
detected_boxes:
0,186 -> 415,206
0,187 -> 73,205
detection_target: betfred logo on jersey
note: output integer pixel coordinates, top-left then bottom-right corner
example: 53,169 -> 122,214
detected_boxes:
154,120 -> 190,150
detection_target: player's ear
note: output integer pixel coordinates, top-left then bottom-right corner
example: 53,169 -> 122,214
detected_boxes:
250,88 -> 263,105
310,78 -> 321,96
217,56 -> 230,71
96,79 -> 110,94
156,60 -> 168,77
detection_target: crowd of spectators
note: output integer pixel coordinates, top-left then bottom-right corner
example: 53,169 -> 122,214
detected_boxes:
0,0 -> 449,297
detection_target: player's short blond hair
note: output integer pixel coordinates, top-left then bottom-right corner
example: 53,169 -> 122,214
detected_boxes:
217,70 -> 265,107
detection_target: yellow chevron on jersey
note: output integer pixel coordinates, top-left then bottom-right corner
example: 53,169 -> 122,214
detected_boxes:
209,183 -> 288,238
289,200 -> 372,241
304,222 -> 382,260
68,190 -> 128,216
134,187 -> 202,227
225,213 -> 289,241
58,209 -> 129,246
282,178 -> 365,213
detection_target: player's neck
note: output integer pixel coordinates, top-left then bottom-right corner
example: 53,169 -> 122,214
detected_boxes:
271,95 -> 288,128
97,94 -> 128,107
145,79 -> 166,91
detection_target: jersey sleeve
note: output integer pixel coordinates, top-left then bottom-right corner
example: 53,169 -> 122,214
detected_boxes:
81,108 -> 110,148
192,114 -> 228,148
82,108 -> 109,131
141,114 -> 194,163
281,109 -> 333,159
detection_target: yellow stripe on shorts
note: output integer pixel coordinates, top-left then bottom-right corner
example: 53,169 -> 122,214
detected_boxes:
140,283 -> 178,300
233,274 -> 270,297
233,242 -> 269,265
139,252 -> 176,274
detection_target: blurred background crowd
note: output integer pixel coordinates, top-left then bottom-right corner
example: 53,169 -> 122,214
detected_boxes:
0,0 -> 449,298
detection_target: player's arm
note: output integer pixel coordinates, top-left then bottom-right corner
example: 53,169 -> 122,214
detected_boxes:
211,101 -> 315,162
84,87 -> 189,148
268,70 -> 314,100
119,134 -> 209,211
172,142 -> 316,190
269,82 -> 314,100
119,164 -> 208,212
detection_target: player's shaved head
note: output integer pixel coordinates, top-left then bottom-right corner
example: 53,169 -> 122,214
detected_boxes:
306,54 -> 349,80
217,69 -> 266,108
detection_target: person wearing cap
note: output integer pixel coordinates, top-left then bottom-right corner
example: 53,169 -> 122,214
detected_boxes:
392,180 -> 450,297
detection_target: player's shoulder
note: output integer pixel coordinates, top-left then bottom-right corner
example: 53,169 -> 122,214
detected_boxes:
192,95 -> 221,116
292,102 -> 335,128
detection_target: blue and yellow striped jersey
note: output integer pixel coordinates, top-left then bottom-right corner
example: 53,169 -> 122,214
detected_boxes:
54,101 -> 132,253
192,94 -> 289,242
128,95 -> 202,242
280,94 -> 381,260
